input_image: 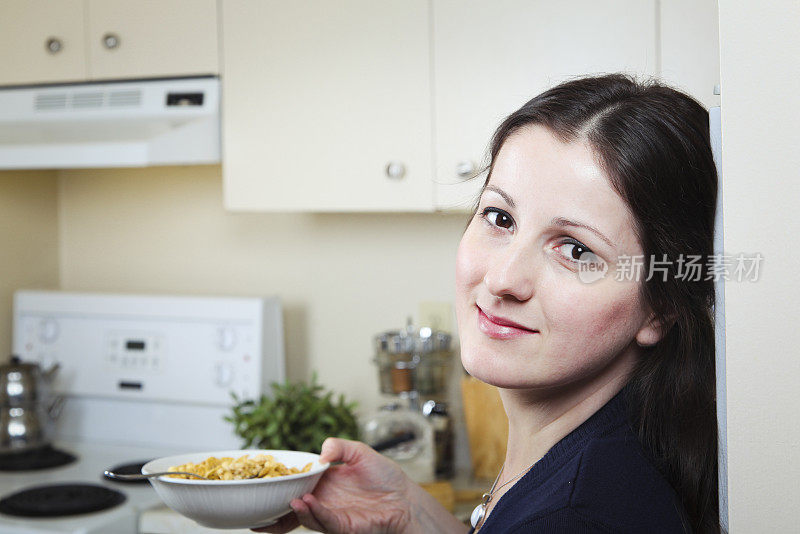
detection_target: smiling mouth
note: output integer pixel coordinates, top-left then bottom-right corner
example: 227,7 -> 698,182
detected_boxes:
476,306 -> 538,339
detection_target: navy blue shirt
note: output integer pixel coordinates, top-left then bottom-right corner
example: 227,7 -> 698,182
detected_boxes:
473,389 -> 688,533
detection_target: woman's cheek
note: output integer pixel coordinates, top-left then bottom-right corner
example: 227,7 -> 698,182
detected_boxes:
541,281 -> 631,347
538,276 -> 595,325
455,234 -> 483,292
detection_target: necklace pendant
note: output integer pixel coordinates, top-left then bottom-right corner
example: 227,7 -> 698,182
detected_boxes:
473,467 -> 502,529
470,503 -> 486,528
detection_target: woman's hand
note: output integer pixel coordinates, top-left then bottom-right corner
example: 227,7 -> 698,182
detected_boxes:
252,438 -> 467,534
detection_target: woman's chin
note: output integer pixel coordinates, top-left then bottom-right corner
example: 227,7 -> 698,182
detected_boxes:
460,349 -> 579,391
462,355 -> 541,389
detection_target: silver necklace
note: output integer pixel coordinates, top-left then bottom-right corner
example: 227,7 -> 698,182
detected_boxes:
470,462 -> 535,529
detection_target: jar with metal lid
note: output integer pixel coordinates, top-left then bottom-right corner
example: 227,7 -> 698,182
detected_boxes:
373,322 -> 453,397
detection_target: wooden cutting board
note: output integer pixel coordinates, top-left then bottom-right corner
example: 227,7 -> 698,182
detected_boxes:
460,375 -> 508,481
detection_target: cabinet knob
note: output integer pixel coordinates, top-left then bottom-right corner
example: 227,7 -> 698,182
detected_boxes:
456,160 -> 476,180
45,38 -> 63,55
102,33 -> 120,50
385,162 -> 406,180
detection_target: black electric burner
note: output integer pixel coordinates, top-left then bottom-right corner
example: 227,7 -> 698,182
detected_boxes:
0,445 -> 77,471
0,483 -> 126,517
103,460 -> 153,484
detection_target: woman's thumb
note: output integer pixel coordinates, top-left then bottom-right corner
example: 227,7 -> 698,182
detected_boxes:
319,437 -> 365,464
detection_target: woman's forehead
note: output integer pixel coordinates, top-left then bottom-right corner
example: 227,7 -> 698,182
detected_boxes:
491,125 -> 609,195
487,125 -> 639,249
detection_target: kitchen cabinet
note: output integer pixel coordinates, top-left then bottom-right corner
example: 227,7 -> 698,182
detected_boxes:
221,0 -> 433,212
0,0 -> 88,85
432,0 -> 658,211
221,0 -> 713,213
85,0 -> 218,81
0,0 -> 218,86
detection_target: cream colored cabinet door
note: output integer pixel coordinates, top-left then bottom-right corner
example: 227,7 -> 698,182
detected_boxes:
221,0 -> 433,212
433,0 -> 658,211
659,0 -> 720,109
0,0 -> 87,85
86,0 -> 218,80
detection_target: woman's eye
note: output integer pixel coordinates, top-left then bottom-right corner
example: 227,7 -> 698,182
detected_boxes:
558,240 -> 597,263
481,208 -> 514,230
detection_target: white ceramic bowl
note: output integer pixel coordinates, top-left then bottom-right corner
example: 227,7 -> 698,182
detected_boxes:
142,449 -> 329,529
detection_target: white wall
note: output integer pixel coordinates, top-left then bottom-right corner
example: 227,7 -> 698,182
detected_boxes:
0,171 -> 59,357
718,1 -> 800,530
660,0 -> 720,109
57,165 -> 468,415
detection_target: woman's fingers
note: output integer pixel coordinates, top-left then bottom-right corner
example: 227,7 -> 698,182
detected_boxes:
319,437 -> 372,465
301,493 -> 348,533
250,511 -> 299,533
291,496 -> 327,532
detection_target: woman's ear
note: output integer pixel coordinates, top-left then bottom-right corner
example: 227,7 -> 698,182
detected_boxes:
635,312 -> 676,347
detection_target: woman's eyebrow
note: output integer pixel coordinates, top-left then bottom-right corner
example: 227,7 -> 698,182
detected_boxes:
551,217 -> 615,248
484,185 -> 515,208
484,185 -> 615,248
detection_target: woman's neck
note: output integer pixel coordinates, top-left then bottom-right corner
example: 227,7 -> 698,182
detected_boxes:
498,348 -> 638,479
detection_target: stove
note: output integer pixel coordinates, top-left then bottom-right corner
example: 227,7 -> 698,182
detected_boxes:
0,483 -> 125,518
104,461 -> 152,484
0,446 -> 76,472
0,291 -> 285,534
0,440 -> 178,533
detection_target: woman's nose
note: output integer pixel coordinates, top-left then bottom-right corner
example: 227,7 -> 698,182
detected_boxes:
483,243 -> 537,302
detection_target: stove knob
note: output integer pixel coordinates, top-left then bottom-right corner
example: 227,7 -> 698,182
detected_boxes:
38,318 -> 59,344
216,327 -> 237,352
215,362 -> 234,387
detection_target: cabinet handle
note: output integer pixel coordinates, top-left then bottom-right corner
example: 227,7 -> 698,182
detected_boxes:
102,33 -> 120,50
385,162 -> 406,180
45,38 -> 63,54
456,160 -> 476,180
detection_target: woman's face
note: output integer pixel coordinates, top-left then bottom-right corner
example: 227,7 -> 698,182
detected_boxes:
456,125 -> 661,390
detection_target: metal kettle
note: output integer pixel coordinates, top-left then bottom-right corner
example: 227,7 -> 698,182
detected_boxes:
0,355 -> 63,453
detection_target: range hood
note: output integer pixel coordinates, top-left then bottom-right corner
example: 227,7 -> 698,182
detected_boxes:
0,76 -> 220,169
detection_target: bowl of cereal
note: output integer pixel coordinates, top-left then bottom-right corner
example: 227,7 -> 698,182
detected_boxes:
142,449 -> 329,529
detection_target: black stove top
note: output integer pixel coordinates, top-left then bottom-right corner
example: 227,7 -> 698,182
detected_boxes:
0,445 -> 77,471
0,483 -> 126,517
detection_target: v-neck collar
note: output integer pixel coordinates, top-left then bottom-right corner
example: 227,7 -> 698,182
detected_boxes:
477,387 -> 630,532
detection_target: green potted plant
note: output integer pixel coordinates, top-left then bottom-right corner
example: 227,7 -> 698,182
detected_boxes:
225,374 -> 359,454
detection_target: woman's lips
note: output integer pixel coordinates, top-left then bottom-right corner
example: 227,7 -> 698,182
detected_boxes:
477,307 -> 538,339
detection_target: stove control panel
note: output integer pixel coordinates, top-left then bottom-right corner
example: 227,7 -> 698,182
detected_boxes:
12,291 -> 285,407
105,331 -> 165,372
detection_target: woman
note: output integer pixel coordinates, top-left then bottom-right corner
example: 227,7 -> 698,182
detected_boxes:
258,74 -> 719,533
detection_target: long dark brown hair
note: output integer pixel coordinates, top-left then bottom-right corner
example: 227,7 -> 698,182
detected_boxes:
480,74 -> 719,533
